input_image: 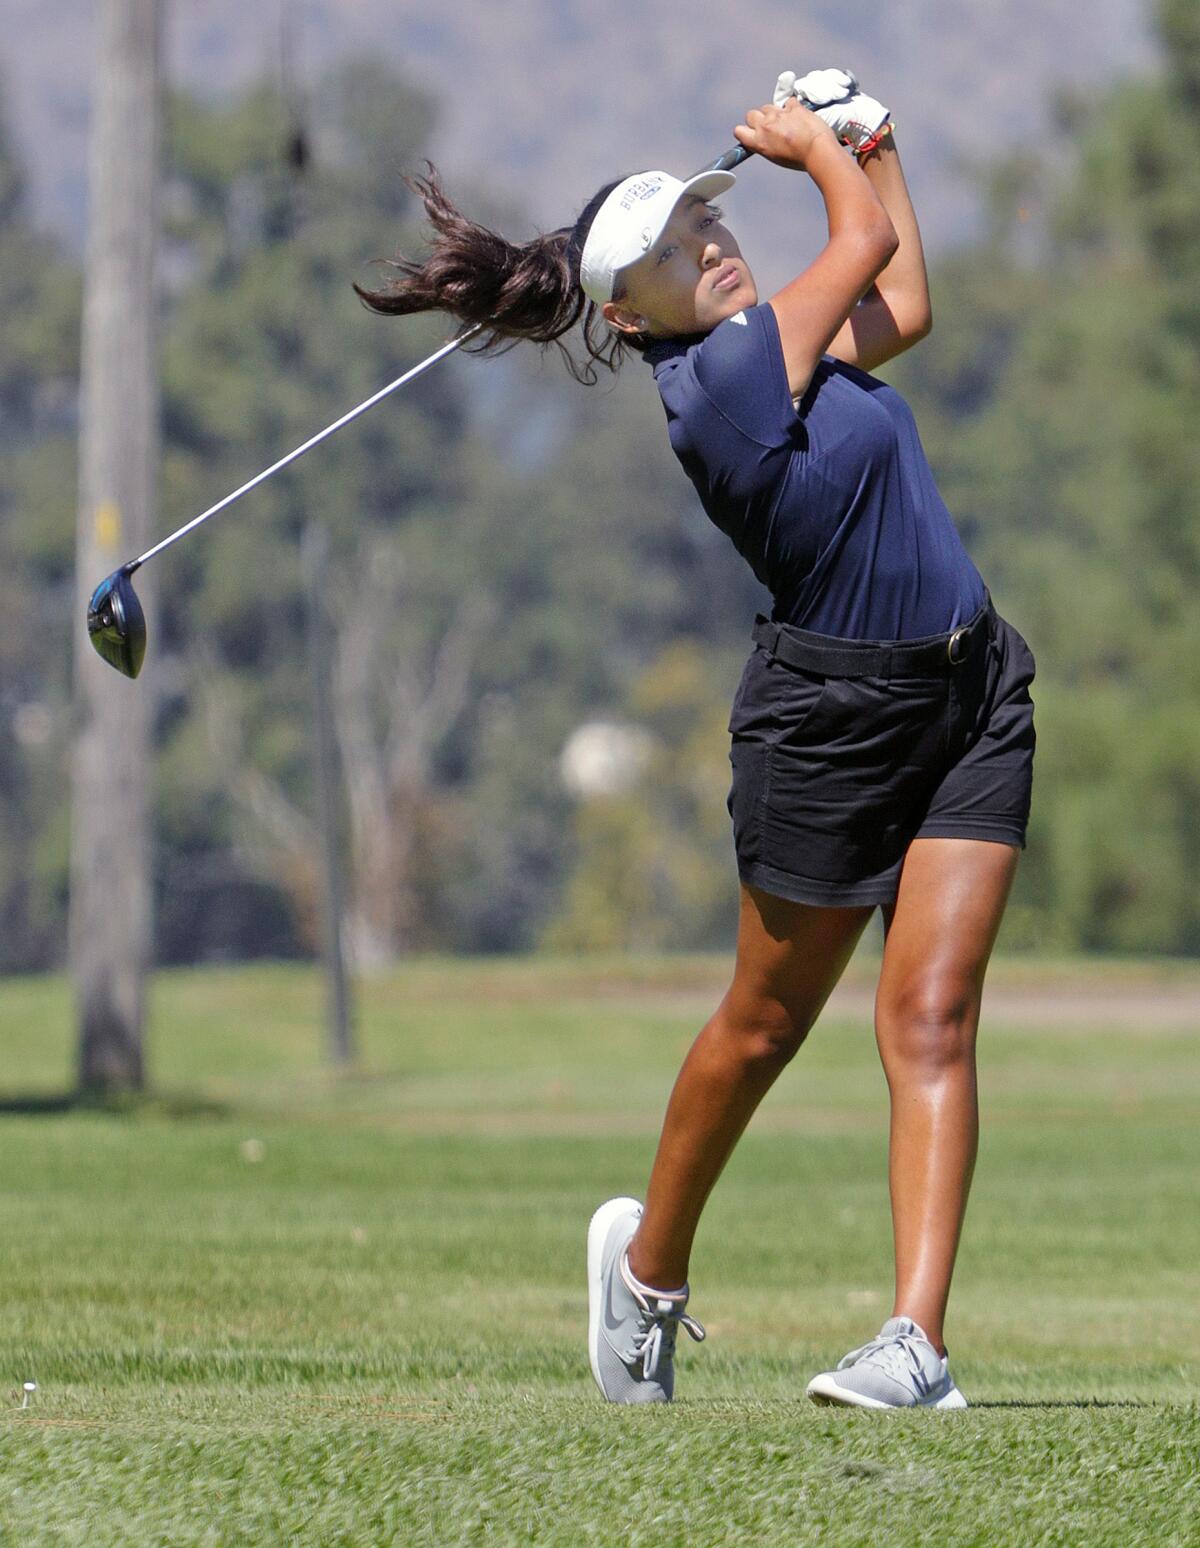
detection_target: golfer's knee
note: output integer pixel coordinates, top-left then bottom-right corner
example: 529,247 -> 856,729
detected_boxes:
719,993 -> 813,1069
878,976 -> 979,1075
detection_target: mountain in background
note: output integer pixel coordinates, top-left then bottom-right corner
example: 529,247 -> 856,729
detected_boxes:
1,0 -> 1157,292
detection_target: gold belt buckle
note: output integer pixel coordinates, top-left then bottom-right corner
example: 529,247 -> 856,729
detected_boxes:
947,626 -> 969,665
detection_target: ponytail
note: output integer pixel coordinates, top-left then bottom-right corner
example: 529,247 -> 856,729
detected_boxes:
353,165 -> 640,385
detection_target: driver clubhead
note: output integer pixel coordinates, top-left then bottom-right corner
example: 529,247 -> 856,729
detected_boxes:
86,564 -> 147,679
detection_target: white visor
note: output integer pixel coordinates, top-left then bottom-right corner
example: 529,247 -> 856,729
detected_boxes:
579,168 -> 737,305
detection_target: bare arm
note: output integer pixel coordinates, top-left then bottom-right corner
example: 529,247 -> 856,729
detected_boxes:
824,132 -> 933,370
734,99 -> 899,399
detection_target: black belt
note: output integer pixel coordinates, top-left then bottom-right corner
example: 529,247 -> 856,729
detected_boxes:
751,600 -> 992,679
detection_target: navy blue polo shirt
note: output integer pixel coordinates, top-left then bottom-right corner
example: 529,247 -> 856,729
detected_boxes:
644,301 -> 986,640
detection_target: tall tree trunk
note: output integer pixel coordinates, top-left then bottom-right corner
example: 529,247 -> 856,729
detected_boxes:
302,523 -> 356,1065
70,0 -> 161,1093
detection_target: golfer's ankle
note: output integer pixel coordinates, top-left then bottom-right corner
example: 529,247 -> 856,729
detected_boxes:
895,1307 -> 947,1357
626,1236 -> 687,1297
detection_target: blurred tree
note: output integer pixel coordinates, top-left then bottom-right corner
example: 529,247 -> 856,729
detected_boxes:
154,59 -> 469,963
0,84 -> 82,974
890,0 -> 1200,951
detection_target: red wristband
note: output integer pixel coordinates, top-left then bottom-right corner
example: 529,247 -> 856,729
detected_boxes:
854,119 -> 894,160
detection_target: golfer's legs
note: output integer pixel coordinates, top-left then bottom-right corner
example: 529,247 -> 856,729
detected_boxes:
875,836 -> 1020,1353
628,883 -> 873,1290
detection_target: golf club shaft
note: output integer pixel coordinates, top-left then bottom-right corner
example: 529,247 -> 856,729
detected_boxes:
132,326 -> 484,570
130,144 -> 754,573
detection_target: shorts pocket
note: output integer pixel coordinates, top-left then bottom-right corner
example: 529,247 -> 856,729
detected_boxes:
728,668 -> 833,871
760,738 -> 921,882
727,736 -> 770,866
770,663 -> 833,745
754,675 -> 948,884
728,650 -> 826,737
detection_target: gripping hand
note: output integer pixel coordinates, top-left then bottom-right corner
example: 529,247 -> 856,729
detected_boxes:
773,68 -> 891,154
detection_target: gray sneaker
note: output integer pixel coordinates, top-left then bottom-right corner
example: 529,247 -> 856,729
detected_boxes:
587,1197 -> 705,1403
806,1316 -> 968,1409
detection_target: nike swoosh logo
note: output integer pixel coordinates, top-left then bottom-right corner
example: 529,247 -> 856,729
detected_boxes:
601,1254 -> 633,1341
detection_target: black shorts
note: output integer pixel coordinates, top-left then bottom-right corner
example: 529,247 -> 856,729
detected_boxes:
727,601 -> 1036,907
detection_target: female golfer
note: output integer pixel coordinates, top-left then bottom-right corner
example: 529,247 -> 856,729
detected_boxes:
357,68 -> 1035,1410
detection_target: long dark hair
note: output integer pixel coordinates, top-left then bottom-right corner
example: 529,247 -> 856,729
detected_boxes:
353,165 -> 641,385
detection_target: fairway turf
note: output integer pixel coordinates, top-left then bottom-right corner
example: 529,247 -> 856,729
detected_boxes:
0,957 -> 1196,1545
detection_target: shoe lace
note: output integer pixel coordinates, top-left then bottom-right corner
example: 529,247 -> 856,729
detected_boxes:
632,1303 -> 706,1381
620,1254 -> 706,1381
837,1332 -> 929,1386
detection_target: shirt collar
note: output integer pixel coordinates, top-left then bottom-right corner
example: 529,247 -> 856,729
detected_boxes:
640,331 -> 708,371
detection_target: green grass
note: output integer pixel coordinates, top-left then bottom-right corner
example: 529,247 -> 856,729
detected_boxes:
0,955 -> 1196,1545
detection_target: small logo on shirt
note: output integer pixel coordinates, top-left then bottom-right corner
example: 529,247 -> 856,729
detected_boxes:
729,311 -> 748,326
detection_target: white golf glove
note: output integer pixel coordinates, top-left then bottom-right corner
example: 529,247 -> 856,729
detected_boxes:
773,68 -> 891,154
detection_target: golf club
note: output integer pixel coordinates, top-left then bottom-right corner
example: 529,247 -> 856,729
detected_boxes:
86,144 -> 753,678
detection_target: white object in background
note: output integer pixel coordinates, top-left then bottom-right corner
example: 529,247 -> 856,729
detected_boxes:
21,1381 -> 36,1409
560,721 -> 655,799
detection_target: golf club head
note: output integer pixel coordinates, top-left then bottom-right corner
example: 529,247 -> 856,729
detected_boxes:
87,564 -> 147,679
